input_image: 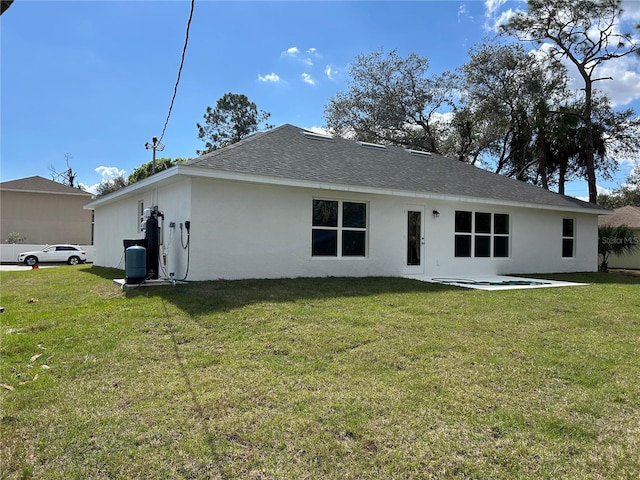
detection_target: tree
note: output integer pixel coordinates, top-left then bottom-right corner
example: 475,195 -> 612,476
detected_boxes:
196,93 -> 272,155
324,48 -> 454,152
1,1 -> 14,15
501,0 -> 640,203
50,153 -> 81,188
128,158 -> 186,184
96,176 -> 128,196
598,165 -> 640,207
450,41 -> 569,185
598,225 -> 639,272
6,232 -> 25,244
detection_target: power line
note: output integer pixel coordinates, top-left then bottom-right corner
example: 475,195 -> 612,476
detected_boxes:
158,0 -> 195,144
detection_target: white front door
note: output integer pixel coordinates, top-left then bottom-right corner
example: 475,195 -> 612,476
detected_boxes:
404,206 -> 425,275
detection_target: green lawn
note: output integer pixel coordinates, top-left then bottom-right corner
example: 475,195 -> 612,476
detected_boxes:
1,265 -> 639,479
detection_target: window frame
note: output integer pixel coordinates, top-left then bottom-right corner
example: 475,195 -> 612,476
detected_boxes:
454,210 -> 510,258
138,200 -> 145,232
562,218 -> 575,258
454,211 -> 473,258
312,199 -> 368,258
493,213 -> 510,258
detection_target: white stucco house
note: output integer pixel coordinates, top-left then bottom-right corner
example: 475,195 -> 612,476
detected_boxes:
85,124 -> 608,281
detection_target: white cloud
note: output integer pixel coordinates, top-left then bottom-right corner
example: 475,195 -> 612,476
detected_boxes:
592,55 -> 640,107
431,111 -> 455,125
282,46 -> 300,57
484,7 -> 519,32
458,4 -> 472,21
305,47 -> 321,65
306,125 -> 330,136
483,0 -> 520,31
80,166 -> 126,194
301,73 -> 316,85
484,0 -> 507,16
325,65 -> 336,81
79,183 -> 98,195
534,40 -> 640,107
258,72 -> 281,83
96,165 -> 125,180
282,46 -> 320,66
597,184 -> 613,196
621,0 -> 640,22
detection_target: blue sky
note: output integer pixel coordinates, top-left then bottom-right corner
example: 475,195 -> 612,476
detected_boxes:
2,0 -> 639,199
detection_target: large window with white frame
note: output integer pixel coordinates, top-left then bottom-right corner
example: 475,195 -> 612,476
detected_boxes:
312,199 -> 367,257
454,210 -> 510,258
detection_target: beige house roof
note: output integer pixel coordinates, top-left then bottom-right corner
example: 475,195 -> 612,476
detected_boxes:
598,205 -> 640,228
0,175 -> 92,196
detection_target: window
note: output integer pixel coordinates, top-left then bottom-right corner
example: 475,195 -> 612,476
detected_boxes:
312,200 -> 367,257
493,214 -> 510,258
562,218 -> 575,258
138,201 -> 145,232
474,212 -> 491,257
454,211 -> 472,257
454,211 -> 510,258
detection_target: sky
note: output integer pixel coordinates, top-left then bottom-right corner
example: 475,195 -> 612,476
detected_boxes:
2,0 -> 639,200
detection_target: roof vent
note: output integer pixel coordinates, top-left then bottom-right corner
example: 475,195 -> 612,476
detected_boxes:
357,141 -> 387,150
302,130 -> 334,142
405,148 -> 432,157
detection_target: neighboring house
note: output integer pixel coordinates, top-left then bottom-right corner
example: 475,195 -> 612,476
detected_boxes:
598,205 -> 640,269
1,176 -> 94,245
85,124 -> 607,281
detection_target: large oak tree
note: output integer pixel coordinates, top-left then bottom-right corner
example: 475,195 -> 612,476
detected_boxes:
324,49 -> 454,153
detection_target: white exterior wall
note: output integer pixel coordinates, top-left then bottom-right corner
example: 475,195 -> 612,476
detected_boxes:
183,179 -> 405,280
154,179 -> 192,279
420,201 -> 598,277
91,176 -> 600,280
93,199 -> 140,269
510,208 -> 598,274
92,180 -> 192,271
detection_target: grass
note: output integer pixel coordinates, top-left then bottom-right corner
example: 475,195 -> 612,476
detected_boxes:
1,265 -> 639,479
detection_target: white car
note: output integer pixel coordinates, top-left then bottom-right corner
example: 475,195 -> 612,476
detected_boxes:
18,244 -> 87,266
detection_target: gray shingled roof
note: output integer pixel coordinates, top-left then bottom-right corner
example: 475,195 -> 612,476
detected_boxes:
184,123 -> 605,213
0,175 -> 92,196
599,206 -> 640,228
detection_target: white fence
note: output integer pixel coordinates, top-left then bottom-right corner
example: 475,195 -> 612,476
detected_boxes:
0,244 -> 95,264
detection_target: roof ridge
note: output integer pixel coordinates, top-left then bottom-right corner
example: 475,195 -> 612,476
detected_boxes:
1,175 -> 92,195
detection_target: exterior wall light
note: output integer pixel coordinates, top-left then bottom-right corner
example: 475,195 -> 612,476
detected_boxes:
432,210 -> 440,218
